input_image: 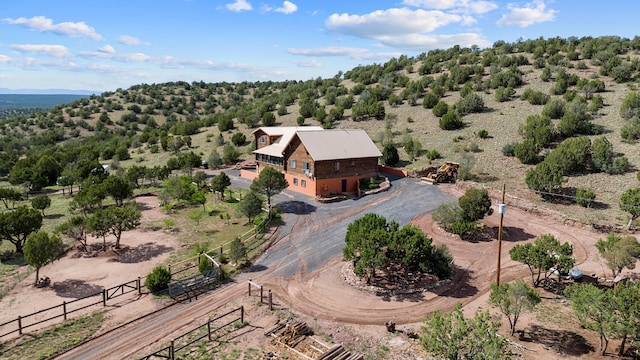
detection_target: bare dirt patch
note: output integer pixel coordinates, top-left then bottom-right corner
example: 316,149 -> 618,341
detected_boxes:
0,195 -> 178,332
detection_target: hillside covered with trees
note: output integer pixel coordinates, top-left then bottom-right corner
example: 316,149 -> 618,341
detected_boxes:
2,35 -> 640,228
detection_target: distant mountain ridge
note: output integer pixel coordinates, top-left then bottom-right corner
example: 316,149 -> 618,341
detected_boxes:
0,88 -> 99,95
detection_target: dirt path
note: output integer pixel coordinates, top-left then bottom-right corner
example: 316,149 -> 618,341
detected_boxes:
4,181 -> 635,359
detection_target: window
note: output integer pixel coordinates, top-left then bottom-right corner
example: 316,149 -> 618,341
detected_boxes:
303,161 -> 310,171
293,178 -> 298,186
350,160 -> 355,166
260,135 -> 266,144
301,179 -> 306,188
334,161 -> 340,171
289,159 -> 296,169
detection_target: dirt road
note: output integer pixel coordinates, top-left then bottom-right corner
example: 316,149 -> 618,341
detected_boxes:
55,179 -> 620,359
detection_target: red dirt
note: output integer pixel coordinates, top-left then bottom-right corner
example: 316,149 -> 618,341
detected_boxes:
2,184 -> 638,359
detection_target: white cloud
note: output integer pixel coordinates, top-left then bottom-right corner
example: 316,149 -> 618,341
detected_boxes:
78,49 -> 150,62
3,16 -> 102,40
326,8 -> 462,38
325,8 -> 490,50
402,0 -> 498,14
98,45 -> 115,54
275,1 -> 298,14
291,59 -> 322,68
287,46 -> 402,60
11,44 -> 71,58
0,74 -> 9,79
226,0 -> 252,12
496,0 -> 556,27
377,32 -> 491,49
118,35 -> 141,45
0,55 -> 10,63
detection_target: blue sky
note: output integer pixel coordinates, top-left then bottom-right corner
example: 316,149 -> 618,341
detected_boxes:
1,0 -> 637,92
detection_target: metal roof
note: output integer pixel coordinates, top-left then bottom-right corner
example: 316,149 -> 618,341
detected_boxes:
252,126 -> 322,157
296,129 -> 382,161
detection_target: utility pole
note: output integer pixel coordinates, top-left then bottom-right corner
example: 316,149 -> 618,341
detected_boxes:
496,184 -> 506,286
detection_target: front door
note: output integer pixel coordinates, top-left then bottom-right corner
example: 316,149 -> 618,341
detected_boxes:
341,179 -> 347,192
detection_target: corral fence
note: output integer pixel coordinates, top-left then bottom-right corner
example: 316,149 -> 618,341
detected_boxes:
248,279 -> 273,310
0,277 -> 143,339
139,305 -> 244,360
0,214 -> 275,341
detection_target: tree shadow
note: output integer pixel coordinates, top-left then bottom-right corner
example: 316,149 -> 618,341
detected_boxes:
274,201 -> 317,215
526,325 -> 594,356
52,279 -> 104,299
487,225 -> 535,242
432,266 -> 479,299
44,213 -> 65,220
113,242 -> 174,263
246,264 -> 268,273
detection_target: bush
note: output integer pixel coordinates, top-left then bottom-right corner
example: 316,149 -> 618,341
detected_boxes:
521,88 -> 550,105
231,133 -> 246,147
502,142 -> 517,157
621,117 -> 640,141
145,266 -> 171,293
422,92 -> 439,109
198,254 -> 214,273
514,139 -> 539,164
425,149 -> 441,160
432,202 -> 464,230
451,221 -> 477,236
477,129 -> 489,139
494,86 -> 515,102
439,109 -> 463,130
575,187 -> 596,208
456,93 -> 485,114
432,100 -> 449,117
542,98 -> 566,119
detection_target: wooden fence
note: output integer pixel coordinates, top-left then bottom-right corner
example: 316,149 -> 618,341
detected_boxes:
0,277 -> 143,339
139,306 -> 244,360
0,214 -> 273,341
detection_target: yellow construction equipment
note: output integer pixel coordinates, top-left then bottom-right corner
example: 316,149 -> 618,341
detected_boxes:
419,161 -> 459,184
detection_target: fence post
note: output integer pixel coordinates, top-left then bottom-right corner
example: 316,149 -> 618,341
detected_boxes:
18,315 -> 22,335
260,286 -> 263,304
102,288 -> 107,306
219,246 -> 223,256
168,264 -> 171,275
269,290 -> 273,311
248,279 -> 251,296
240,305 -> 244,323
207,317 -> 212,341
170,339 -> 175,360
63,301 -> 67,320
137,277 -> 141,294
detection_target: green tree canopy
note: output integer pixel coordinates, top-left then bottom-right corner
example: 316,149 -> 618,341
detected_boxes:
211,172 -> 231,200
31,195 -> 52,216
489,279 -> 541,336
564,284 -> 614,355
596,233 -> 640,277
620,187 -> 640,229
23,231 -> 64,285
103,175 -> 133,206
91,205 -> 142,249
420,303 -> 509,360
381,143 -> 399,166
250,166 -> 288,212
343,213 -> 394,282
229,237 -> 248,266
458,187 -> 493,222
0,205 -> 43,253
509,234 -> 574,287
237,191 -> 263,224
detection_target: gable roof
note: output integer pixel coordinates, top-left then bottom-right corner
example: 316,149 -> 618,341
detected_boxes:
253,126 -> 322,157
296,129 -> 382,161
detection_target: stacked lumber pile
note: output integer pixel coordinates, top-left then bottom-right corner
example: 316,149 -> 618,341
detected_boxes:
317,344 -> 363,360
265,321 -> 363,360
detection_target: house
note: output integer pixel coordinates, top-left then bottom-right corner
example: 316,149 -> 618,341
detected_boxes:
249,127 -> 382,197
